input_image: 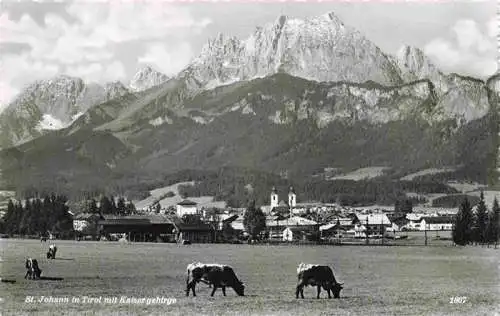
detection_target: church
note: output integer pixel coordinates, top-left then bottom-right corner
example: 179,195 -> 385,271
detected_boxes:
262,186 -> 297,215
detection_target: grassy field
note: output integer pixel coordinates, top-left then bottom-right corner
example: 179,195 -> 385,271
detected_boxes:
1,239 -> 499,316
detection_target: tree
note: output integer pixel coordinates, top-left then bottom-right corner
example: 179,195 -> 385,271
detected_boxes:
125,202 -> 136,215
117,197 -> 126,215
222,222 -> 236,241
453,198 -> 473,246
243,201 -> 266,241
99,196 -> 113,214
401,199 -> 413,213
3,199 -> 16,234
89,199 -> 99,214
474,191 -> 488,244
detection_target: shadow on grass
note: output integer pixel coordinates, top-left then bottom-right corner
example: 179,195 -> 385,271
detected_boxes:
52,258 -> 75,261
1,279 -> 16,283
38,276 -> 64,281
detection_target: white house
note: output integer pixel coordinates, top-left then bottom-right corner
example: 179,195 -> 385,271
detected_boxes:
73,213 -> 100,232
355,213 -> 392,236
176,200 -> 198,217
406,213 -> 424,230
353,224 -> 366,238
282,227 -> 305,241
419,216 -> 453,231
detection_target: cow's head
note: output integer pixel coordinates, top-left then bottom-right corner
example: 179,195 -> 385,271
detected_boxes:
331,282 -> 343,298
233,281 -> 245,296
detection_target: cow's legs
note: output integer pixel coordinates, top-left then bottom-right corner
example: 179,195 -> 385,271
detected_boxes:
316,285 -> 321,299
210,286 -> 217,297
24,270 -> 30,279
222,286 -> 226,296
186,281 -> 197,297
296,282 -> 305,299
327,288 -> 332,299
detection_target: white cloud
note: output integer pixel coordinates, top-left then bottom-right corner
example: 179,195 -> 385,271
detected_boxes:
0,3 -> 212,104
66,61 -> 126,83
424,19 -> 497,78
487,18 -> 497,38
138,42 -> 193,76
0,53 -> 59,106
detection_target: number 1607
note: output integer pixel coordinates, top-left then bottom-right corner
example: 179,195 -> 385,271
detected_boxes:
450,296 -> 467,304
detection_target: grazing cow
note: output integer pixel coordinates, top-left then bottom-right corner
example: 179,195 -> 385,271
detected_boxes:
296,263 -> 343,299
46,245 -> 57,259
24,258 -> 42,280
40,236 -> 47,242
186,262 -> 245,297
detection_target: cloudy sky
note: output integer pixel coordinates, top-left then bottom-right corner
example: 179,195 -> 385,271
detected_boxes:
0,0 -> 497,109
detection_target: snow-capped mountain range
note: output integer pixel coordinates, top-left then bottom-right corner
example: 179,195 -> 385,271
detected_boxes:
0,11 -> 498,199
0,65 -> 169,148
0,11 -> 498,150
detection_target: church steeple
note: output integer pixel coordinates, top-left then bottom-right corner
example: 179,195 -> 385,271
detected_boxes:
288,186 -> 296,208
270,186 -> 279,208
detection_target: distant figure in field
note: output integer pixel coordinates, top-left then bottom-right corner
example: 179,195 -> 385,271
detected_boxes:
296,263 -> 344,299
25,258 -> 42,280
46,244 -> 57,259
186,262 -> 245,297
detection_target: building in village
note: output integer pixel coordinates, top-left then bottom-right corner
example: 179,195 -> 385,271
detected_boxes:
419,216 -> 454,231
174,222 -> 215,243
354,214 -> 392,237
73,213 -> 103,239
266,215 -> 319,240
73,213 -> 102,233
97,215 -> 177,242
319,217 -> 355,238
283,227 -> 306,241
176,200 -> 198,217
263,186 -> 297,215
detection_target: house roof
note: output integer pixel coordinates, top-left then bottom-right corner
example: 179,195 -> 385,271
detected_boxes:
98,215 -> 174,226
278,200 -> 288,207
98,218 -> 151,226
73,213 -> 101,220
283,227 -> 306,233
177,199 -> 197,206
392,217 -> 409,225
421,216 -> 454,224
355,214 -> 392,225
272,205 -> 290,213
266,216 -> 317,227
221,214 -> 238,223
176,223 -> 213,231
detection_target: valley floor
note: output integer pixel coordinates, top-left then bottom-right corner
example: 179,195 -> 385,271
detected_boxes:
1,239 -> 499,315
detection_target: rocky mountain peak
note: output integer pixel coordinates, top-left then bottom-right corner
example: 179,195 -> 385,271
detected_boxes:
395,45 -> 450,95
181,12 -> 403,91
129,65 -> 169,92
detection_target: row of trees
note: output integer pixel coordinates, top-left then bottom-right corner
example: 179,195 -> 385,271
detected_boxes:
1,194 -> 138,237
453,192 -> 500,246
72,196 -> 137,216
2,195 -> 73,237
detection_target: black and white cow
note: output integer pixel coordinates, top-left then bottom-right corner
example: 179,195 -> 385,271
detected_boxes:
25,258 -> 42,280
46,244 -> 57,259
186,263 -> 245,297
296,263 -> 344,299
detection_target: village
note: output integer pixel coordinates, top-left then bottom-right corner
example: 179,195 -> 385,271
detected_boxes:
72,186 -> 458,245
